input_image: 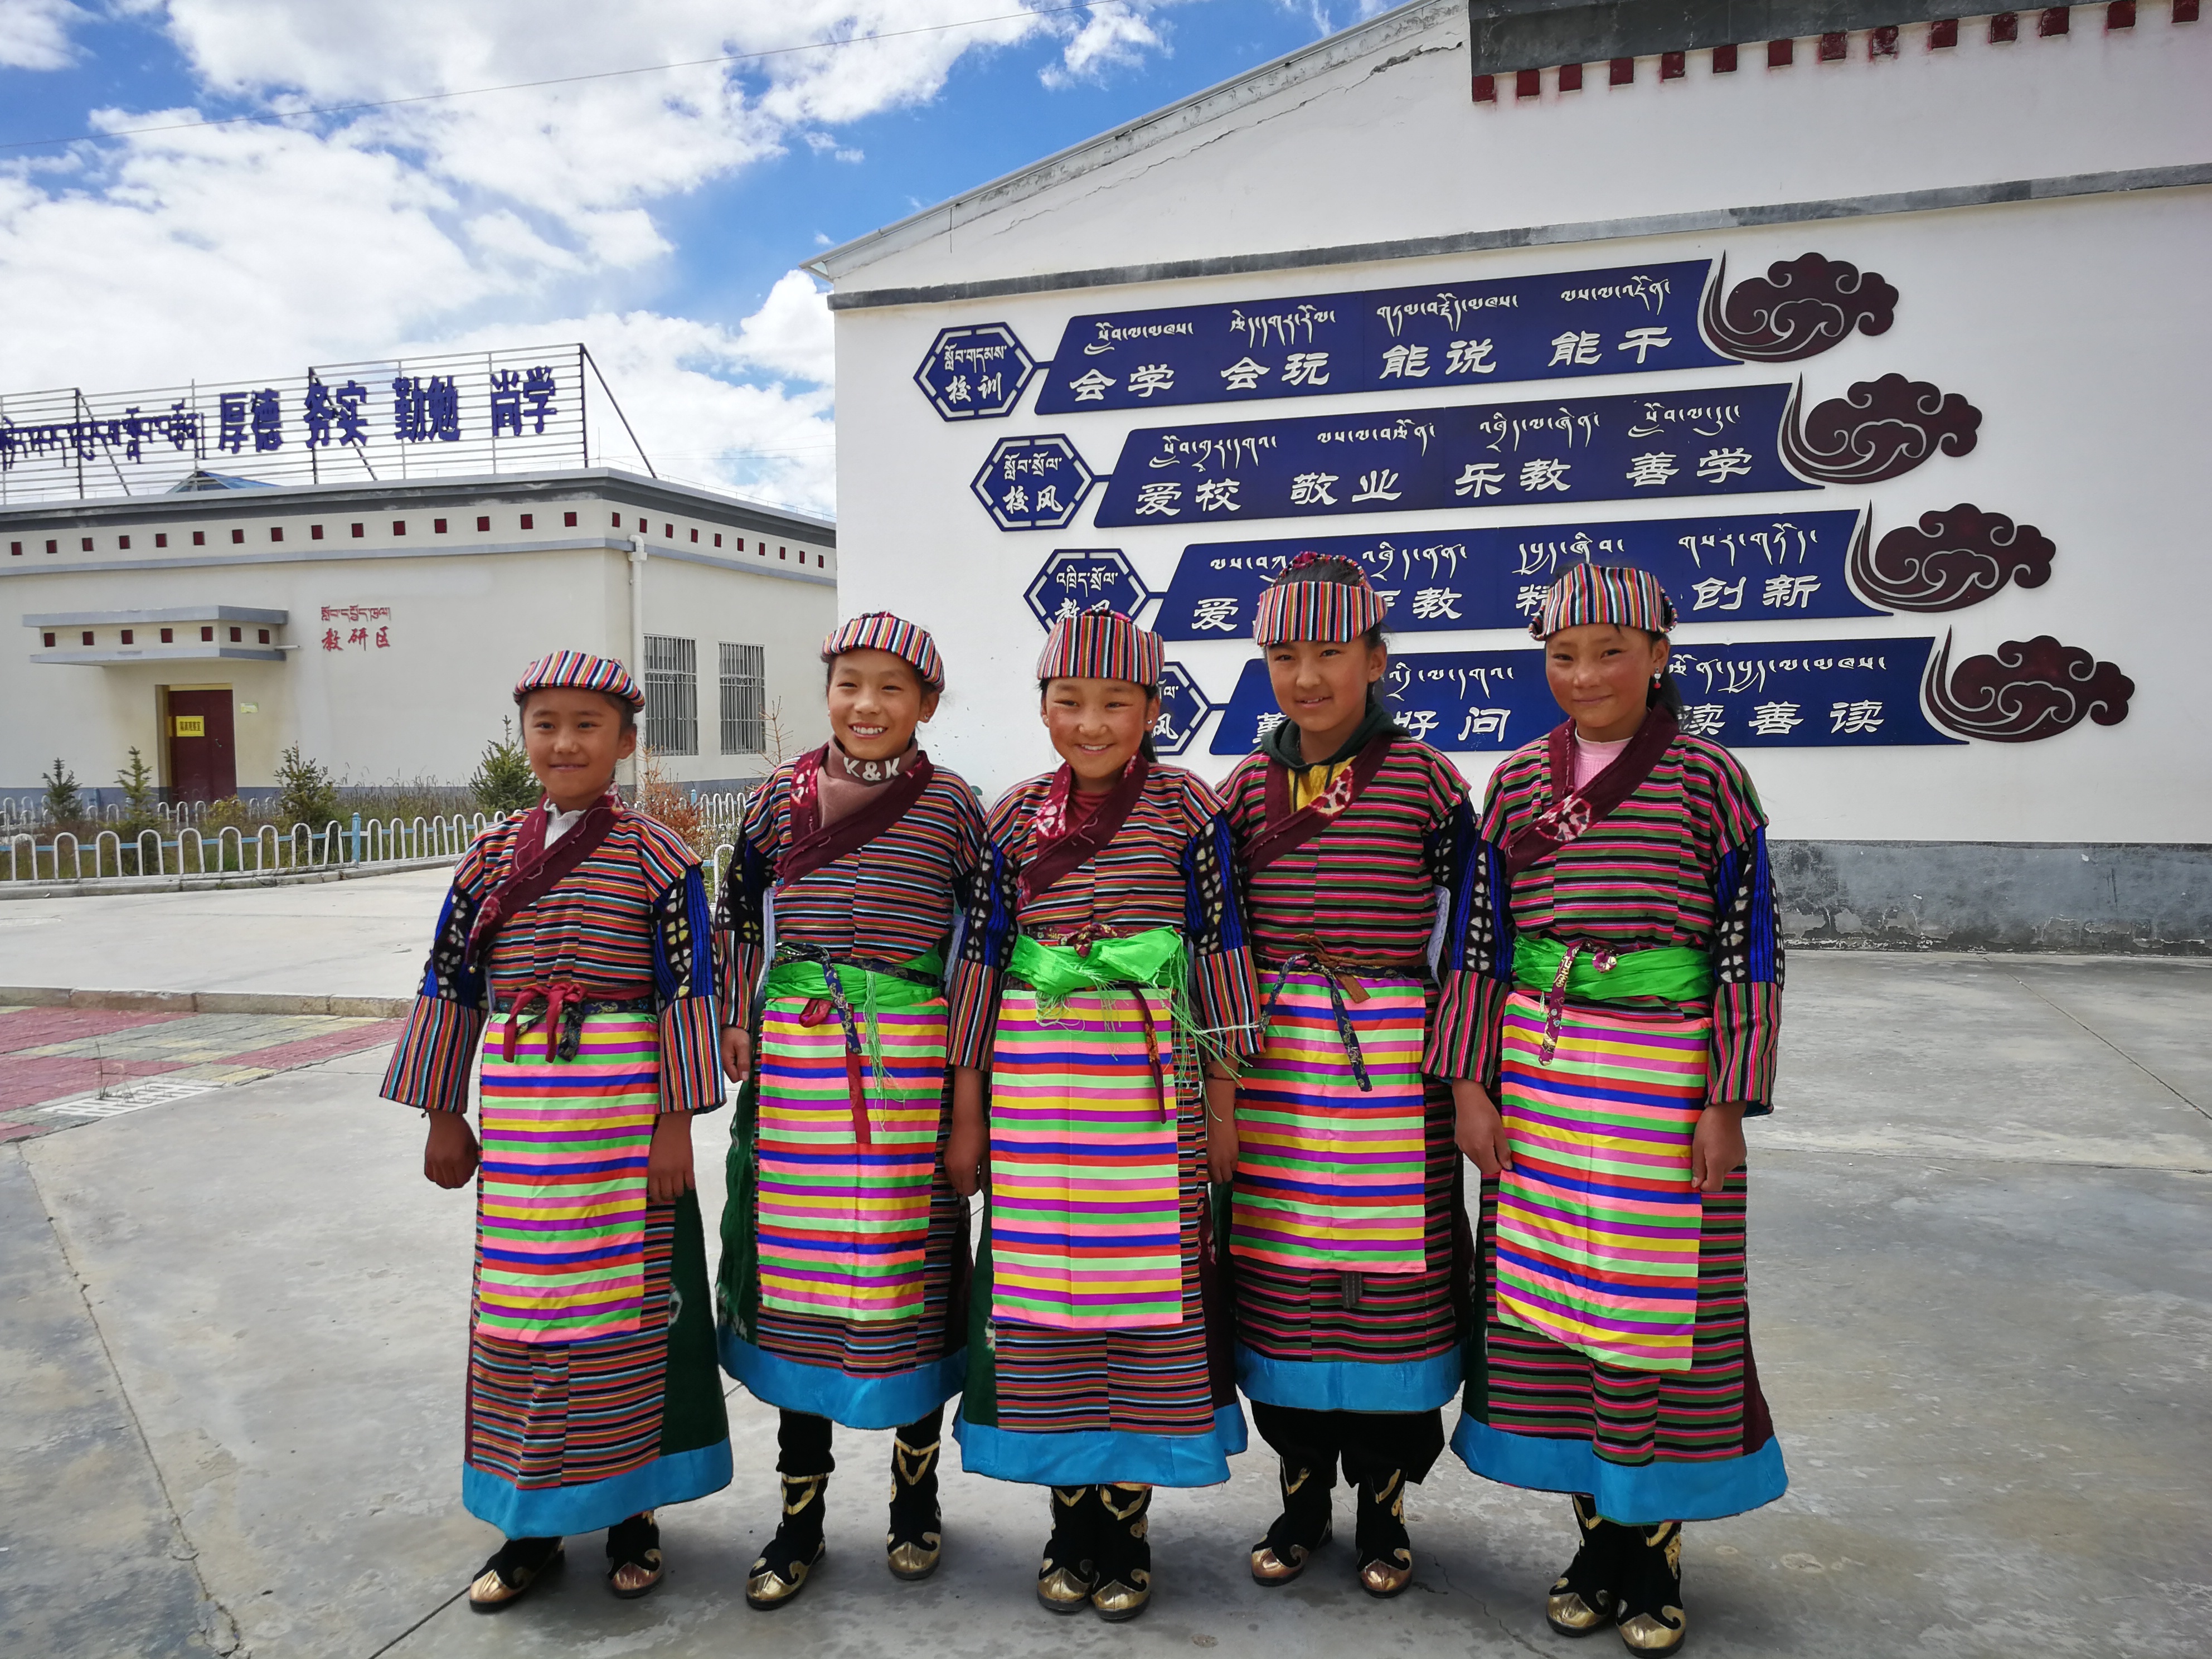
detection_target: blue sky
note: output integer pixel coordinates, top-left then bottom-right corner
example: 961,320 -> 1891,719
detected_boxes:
0,2 -> 1388,511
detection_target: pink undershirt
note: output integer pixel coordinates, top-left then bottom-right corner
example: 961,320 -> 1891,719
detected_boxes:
1571,734 -> 1632,790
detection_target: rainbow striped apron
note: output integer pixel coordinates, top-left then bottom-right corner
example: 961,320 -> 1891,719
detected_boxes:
987,929 -> 1187,1332
474,1002 -> 661,1345
1230,966 -> 1429,1275
1493,937 -> 1715,1373
753,953 -> 948,1326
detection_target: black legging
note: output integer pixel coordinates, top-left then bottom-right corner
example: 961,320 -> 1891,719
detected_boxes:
1249,1401 -> 1445,1488
776,1405 -> 945,1476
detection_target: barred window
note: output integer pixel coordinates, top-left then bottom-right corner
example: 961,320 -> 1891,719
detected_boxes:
643,634 -> 698,756
720,642 -> 765,755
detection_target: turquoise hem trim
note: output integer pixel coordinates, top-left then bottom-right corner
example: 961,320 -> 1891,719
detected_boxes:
954,1403 -> 1248,1488
1236,1346 -> 1461,1413
720,1333 -> 966,1430
462,1440 -> 733,1538
1451,1415 -> 1788,1524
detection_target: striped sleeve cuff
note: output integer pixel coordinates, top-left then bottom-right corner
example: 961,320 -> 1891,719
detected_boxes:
379,995 -> 486,1114
658,996 -> 727,1115
1710,980 -> 1779,1114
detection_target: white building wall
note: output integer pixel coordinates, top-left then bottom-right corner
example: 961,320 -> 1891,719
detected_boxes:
819,6 -> 2212,854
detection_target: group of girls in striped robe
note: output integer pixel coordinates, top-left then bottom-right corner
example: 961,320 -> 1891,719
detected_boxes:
382,554 -> 1784,1658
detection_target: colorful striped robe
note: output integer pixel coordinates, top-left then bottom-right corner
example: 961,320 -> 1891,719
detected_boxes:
1444,726 -> 1787,1522
381,802 -> 731,1536
1219,735 -> 1482,1414
711,754 -> 986,1425
945,763 -> 1264,1485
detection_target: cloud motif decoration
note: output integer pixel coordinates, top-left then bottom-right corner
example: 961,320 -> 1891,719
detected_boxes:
1783,374 -> 1982,485
1850,505 -> 2056,612
1702,253 -> 1899,363
1925,632 -> 2134,742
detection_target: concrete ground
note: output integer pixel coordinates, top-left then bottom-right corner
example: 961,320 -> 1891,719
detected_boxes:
0,867 -> 450,1001
1,895 -> 2205,1656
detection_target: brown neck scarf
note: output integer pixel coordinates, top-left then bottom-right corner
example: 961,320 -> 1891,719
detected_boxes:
1502,704 -> 1679,879
464,793 -> 620,969
1018,753 -> 1151,905
1245,728 -> 1396,872
777,742 -> 935,886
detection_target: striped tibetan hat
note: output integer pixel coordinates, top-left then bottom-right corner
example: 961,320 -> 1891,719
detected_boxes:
822,611 -> 945,690
513,649 -> 644,711
1253,552 -> 1390,644
1036,601 -> 1163,687
1529,562 -> 1677,638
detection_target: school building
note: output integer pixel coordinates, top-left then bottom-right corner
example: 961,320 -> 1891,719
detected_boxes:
808,1 -> 2209,948
1,347 -> 836,804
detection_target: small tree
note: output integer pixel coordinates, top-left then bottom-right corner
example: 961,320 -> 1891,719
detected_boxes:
114,748 -> 159,831
41,758 -> 81,821
274,744 -> 342,830
469,719 -> 540,816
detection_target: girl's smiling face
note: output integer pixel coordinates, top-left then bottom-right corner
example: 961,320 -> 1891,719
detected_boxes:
1040,676 -> 1159,793
827,647 -> 938,761
1544,623 -> 1669,743
1265,636 -> 1386,756
521,688 -> 636,812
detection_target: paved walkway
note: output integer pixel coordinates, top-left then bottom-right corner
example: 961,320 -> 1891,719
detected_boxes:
2,954 -> 2207,1658
0,867 -> 452,1001
0,1005 -> 404,1139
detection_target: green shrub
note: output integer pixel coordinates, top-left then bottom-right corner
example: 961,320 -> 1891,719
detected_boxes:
41,758 -> 80,820
274,744 -> 342,830
469,720 -> 540,816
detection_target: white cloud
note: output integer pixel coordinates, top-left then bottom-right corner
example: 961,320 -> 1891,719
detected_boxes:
0,0 -> 88,71
0,2 -> 1187,518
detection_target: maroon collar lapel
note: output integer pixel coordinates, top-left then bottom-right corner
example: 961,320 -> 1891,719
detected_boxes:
465,793 -> 620,967
1502,705 -> 1679,879
778,744 -> 936,885
1018,754 -> 1151,905
1244,729 -> 1395,872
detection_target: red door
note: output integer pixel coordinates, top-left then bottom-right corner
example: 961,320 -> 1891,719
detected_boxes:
167,690 -> 236,802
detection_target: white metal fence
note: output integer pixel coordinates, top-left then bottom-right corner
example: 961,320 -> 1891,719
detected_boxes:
2,812 -> 494,884
3,790 -> 758,889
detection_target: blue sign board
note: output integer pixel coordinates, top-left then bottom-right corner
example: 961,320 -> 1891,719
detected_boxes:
1152,510 -> 1877,639
1209,636 -> 1958,755
970,434 -> 1095,530
1092,385 -> 1811,528
914,322 -> 1037,420
1023,549 -> 1149,628
1035,260 -> 1730,414
1152,662 -> 1215,757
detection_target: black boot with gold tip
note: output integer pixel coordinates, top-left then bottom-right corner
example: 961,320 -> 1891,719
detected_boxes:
1250,1458 -> 1332,1586
1036,1486 -> 1100,1614
886,1434 -> 943,1582
1612,1520 -> 1687,1656
1353,1470 -> 1413,1598
745,1473 -> 828,1610
1546,1494 -> 1626,1637
1090,1483 -> 1153,1622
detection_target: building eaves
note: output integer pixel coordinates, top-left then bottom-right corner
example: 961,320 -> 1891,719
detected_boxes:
804,0 -> 1459,285
1468,0 -> 1983,73
0,467 -> 835,541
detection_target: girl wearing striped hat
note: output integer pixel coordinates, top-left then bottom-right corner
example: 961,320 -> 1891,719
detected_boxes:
940,604 -> 1263,1622
1440,562 -> 1787,1656
710,612 -> 987,1609
382,649 -> 731,1611
1216,554 -> 1490,1600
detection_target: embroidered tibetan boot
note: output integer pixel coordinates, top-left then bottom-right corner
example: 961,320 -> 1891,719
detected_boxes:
745,1472 -> 828,1610
1546,1494 -> 1628,1637
1250,1457 -> 1332,1585
886,1432 -> 943,1581
1089,1483 -> 1153,1622
467,1535 -> 562,1612
1613,1520 -> 1686,1656
1353,1469 -> 1413,1597
1036,1485 -> 1100,1614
